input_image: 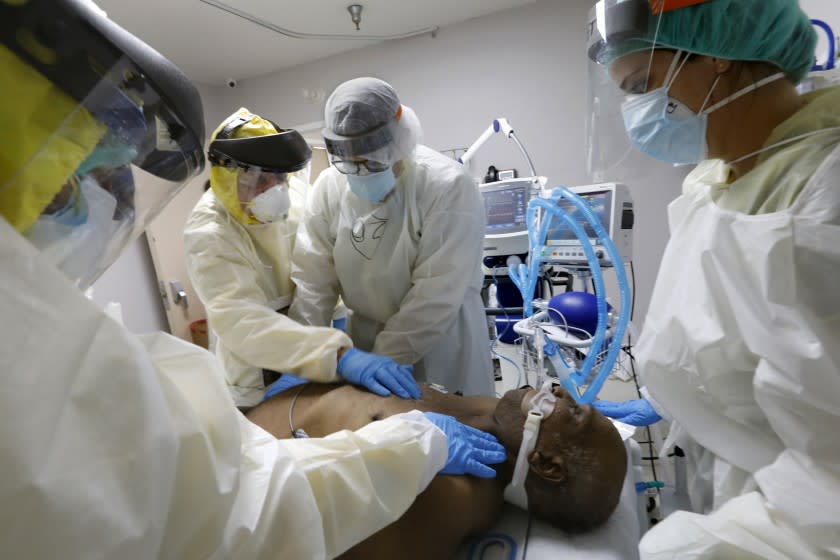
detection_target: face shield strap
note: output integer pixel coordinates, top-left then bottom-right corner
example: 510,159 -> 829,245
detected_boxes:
661,49 -> 686,90
503,381 -> 557,511
214,115 -> 253,140
643,10 -> 667,83
698,74 -> 721,114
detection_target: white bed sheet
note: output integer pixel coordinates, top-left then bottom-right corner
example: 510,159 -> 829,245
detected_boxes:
455,440 -> 642,560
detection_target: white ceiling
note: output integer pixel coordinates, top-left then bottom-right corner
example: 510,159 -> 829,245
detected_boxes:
95,0 -> 537,85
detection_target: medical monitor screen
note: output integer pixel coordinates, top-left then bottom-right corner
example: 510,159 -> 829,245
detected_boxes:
546,190 -> 612,242
484,185 -> 528,235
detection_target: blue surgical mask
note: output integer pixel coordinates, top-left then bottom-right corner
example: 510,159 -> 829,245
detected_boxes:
621,50 -> 785,165
346,167 -> 396,202
621,88 -> 709,164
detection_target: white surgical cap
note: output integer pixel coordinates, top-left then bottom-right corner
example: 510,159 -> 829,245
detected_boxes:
322,77 -> 421,165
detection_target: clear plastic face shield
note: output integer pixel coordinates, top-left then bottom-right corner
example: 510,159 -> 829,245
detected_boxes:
1,2 -> 204,289
208,119 -> 310,223
237,168 -> 289,201
322,102 -> 422,176
237,168 -> 290,223
293,159 -> 313,186
586,0 -> 667,180
323,116 -> 402,175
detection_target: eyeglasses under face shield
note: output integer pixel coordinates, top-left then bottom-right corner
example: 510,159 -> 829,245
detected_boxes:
322,111 -> 404,175
1,0 -> 205,289
328,157 -> 391,176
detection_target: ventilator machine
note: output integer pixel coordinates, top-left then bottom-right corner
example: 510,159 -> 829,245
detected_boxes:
509,182 -> 634,404
460,118 -> 540,277
463,118 -> 634,405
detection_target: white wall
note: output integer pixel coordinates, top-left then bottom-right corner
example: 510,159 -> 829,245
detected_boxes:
90,233 -> 168,333
801,0 -> 840,66
802,0 -> 840,28
218,0 -> 683,324
198,81 -> 236,139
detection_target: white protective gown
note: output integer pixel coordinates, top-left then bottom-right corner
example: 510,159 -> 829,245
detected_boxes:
636,126 -> 840,558
185,176 -> 352,407
290,145 -> 494,396
0,218 -> 447,560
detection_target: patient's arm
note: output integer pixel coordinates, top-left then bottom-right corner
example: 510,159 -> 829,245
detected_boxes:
339,471 -> 504,560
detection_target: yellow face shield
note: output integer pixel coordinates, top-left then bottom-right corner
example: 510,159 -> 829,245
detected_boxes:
209,107 -> 311,225
210,108 -> 280,225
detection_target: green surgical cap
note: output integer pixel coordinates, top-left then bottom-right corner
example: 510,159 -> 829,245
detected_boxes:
605,0 -> 817,84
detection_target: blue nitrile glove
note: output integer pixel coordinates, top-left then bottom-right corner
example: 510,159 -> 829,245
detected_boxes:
593,398 -> 662,427
264,373 -> 309,401
337,347 -> 421,400
423,412 -> 507,479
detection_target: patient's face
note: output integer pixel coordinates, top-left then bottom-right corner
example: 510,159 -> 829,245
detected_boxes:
493,385 -> 627,532
493,385 -> 616,455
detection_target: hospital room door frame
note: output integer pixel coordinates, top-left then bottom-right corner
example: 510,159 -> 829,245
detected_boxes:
146,168 -> 208,343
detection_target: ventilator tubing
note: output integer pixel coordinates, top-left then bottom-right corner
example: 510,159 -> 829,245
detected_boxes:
508,187 -> 631,404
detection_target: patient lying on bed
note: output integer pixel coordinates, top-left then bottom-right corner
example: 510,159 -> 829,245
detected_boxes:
246,381 -> 627,560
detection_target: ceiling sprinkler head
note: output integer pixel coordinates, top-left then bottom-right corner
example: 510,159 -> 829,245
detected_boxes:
347,4 -> 363,31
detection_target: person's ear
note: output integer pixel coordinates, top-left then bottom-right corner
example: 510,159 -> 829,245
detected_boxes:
528,450 -> 566,482
708,57 -> 733,75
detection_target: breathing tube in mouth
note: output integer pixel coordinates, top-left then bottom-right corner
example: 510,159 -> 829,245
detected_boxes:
503,381 -> 557,510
